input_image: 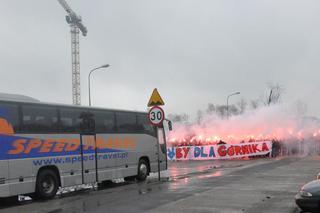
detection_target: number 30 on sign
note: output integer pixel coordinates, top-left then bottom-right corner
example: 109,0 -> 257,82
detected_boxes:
148,106 -> 165,126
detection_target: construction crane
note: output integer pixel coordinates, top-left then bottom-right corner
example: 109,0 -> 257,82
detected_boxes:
57,0 -> 87,105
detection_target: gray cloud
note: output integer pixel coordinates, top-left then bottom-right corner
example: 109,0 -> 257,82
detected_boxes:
1,0 -> 320,117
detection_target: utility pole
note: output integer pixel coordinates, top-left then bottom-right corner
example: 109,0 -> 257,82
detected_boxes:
226,92 -> 240,119
88,64 -> 110,106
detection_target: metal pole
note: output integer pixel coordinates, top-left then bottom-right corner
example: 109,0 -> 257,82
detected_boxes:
226,92 -> 240,119
162,125 -> 168,171
157,127 -> 161,181
88,64 -> 110,106
88,72 -> 92,106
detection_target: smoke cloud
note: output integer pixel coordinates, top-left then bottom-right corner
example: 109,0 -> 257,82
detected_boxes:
169,104 -> 320,146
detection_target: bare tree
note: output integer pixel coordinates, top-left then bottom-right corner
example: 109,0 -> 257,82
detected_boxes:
167,113 -> 189,124
215,105 -> 228,118
266,83 -> 284,106
259,83 -> 284,106
206,103 -> 216,115
228,105 -> 239,116
196,110 -> 203,124
237,98 -> 247,114
294,100 -> 308,117
250,99 -> 260,110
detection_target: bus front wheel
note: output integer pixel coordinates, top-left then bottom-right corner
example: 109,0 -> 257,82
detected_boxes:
35,169 -> 59,199
137,159 -> 149,181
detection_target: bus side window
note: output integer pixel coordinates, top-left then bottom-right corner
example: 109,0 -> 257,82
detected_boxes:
137,113 -> 156,136
59,108 -> 82,133
80,111 -> 95,134
116,112 -> 137,133
0,103 -> 20,133
93,110 -> 115,133
22,105 -> 58,133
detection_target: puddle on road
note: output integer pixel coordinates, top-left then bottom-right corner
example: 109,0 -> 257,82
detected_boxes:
197,170 -> 223,179
138,188 -> 152,195
167,170 -> 226,191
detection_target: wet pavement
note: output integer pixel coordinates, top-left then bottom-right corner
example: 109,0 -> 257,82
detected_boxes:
0,157 -> 318,213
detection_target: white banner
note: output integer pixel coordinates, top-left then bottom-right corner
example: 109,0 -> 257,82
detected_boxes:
167,141 -> 272,160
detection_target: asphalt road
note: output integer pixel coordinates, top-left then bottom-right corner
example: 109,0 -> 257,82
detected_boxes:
0,157 -> 319,213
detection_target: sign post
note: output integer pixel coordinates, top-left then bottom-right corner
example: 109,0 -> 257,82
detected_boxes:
147,88 -> 165,181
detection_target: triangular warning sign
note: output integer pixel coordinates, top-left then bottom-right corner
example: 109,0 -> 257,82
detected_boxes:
148,88 -> 165,107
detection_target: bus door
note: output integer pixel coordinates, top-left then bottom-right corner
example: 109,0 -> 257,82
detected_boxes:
80,112 -> 98,184
80,134 -> 98,184
157,127 -> 167,170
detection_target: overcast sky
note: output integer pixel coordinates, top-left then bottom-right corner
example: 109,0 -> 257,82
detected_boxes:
1,0 -> 320,117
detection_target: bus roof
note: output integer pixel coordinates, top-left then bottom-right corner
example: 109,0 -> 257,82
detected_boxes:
0,93 -> 40,103
0,93 -> 147,114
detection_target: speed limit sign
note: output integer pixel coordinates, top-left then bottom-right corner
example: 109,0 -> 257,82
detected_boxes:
148,106 -> 165,126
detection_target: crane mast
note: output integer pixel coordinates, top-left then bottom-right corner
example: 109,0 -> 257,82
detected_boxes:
71,25 -> 81,105
57,0 -> 87,105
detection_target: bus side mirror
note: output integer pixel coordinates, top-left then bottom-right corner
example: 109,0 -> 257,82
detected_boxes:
168,121 -> 173,131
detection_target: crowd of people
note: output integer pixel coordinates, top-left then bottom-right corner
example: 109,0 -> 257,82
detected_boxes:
169,137 -> 275,147
169,139 -> 226,147
168,136 -> 320,158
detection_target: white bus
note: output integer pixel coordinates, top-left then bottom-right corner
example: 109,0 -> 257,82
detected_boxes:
0,94 -> 169,199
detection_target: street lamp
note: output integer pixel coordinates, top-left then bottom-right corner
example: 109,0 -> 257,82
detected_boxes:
226,92 -> 240,119
88,64 -> 110,106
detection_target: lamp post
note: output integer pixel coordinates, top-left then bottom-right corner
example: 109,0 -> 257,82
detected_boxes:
88,64 -> 110,106
226,92 -> 240,119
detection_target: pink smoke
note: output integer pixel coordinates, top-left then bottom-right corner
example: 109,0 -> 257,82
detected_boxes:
168,104 -> 320,146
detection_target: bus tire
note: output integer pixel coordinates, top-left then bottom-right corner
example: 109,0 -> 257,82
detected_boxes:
136,159 -> 149,182
35,169 -> 59,200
